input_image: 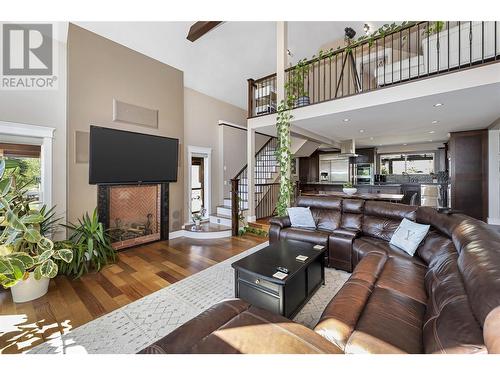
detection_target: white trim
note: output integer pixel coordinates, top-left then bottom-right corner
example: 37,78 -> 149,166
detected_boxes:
187,145 -> 212,221
0,121 -> 55,209
218,120 -> 246,130
487,218 -> 500,226
168,229 -> 232,239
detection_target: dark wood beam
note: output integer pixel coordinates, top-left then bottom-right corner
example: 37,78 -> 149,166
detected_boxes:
186,21 -> 222,42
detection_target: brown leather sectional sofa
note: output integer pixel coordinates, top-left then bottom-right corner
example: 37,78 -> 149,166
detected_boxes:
139,196 -> 500,354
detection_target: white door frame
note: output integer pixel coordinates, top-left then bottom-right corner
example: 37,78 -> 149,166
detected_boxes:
0,121 -> 55,209
187,145 -> 212,221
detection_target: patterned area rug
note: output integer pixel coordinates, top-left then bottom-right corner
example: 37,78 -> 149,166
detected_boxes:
28,241 -> 350,354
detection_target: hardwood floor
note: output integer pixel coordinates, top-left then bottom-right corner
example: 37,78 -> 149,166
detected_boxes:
0,234 -> 266,354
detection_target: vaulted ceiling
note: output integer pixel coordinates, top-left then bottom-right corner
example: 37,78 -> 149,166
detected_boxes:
75,21 -> 386,109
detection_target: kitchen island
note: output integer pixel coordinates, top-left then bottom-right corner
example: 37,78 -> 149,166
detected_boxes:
301,191 -> 404,202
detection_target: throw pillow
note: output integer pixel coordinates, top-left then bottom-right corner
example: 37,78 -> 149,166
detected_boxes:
287,207 -> 317,229
390,218 -> 430,256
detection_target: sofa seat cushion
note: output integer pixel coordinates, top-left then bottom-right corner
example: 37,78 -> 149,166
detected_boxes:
315,251 -> 426,354
375,257 -> 427,305
353,287 -> 425,354
279,227 -> 330,246
352,236 -> 426,268
139,299 -> 342,354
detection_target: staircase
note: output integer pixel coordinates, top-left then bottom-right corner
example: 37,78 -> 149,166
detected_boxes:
210,137 -> 279,227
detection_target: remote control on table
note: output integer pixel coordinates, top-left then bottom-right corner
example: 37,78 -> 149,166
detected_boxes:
276,266 -> 289,274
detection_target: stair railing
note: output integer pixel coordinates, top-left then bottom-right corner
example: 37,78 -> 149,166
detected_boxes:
231,136 -> 278,235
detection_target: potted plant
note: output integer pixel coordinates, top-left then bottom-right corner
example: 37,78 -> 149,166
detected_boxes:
0,158 -> 73,303
342,182 -> 357,196
286,59 -> 310,107
57,208 -> 116,279
191,207 -> 207,230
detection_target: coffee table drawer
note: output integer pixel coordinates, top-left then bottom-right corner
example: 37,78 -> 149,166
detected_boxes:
238,281 -> 281,316
238,270 -> 280,294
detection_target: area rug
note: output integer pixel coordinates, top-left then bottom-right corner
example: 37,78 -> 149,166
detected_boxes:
28,241 -> 350,354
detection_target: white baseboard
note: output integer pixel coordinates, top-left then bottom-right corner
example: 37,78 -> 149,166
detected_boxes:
169,229 -> 232,239
169,230 -> 186,239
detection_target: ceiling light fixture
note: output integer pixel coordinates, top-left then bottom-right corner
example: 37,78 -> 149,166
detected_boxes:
359,129 -> 364,133
343,118 -> 350,122
433,103 -> 443,107
369,137 -> 374,140
429,130 -> 435,134
431,120 -> 439,124
403,143 -> 407,146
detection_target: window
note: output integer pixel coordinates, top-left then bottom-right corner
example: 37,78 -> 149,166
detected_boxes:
0,143 -> 42,207
380,153 -> 434,175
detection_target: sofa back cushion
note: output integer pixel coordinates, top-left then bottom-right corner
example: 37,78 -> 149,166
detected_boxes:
296,195 -> 342,232
341,199 -> 364,231
362,201 -> 417,241
423,249 -> 486,353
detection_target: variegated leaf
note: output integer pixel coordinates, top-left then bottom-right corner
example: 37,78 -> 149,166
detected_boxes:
23,228 -> 42,243
6,210 -> 26,232
39,259 -> 57,278
37,249 -> 55,263
54,248 -> 73,263
21,213 -> 44,224
38,237 -> 54,252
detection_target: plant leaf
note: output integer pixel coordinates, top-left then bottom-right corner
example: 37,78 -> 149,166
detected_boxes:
38,237 -> 54,252
23,228 -> 42,243
39,259 -> 57,278
37,249 -> 55,263
21,213 -> 45,224
54,248 -> 73,263
0,176 -> 12,197
0,159 -> 5,179
6,210 -> 27,231
11,253 -> 35,269
34,264 -> 43,280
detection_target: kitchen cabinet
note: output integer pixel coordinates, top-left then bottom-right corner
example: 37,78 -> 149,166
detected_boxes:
354,148 -> 376,164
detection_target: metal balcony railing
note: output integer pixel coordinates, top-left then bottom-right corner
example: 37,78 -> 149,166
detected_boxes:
248,21 -> 500,118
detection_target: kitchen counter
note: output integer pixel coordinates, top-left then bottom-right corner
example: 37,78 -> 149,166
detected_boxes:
303,181 -> 402,187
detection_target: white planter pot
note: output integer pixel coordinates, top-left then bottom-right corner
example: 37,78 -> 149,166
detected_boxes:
343,187 -> 358,196
10,273 -> 50,303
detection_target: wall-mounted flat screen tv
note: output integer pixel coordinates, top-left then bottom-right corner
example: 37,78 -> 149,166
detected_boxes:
89,126 -> 179,184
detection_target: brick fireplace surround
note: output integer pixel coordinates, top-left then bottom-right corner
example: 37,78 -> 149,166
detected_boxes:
97,183 -> 169,250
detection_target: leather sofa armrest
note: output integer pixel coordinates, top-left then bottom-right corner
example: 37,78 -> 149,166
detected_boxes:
269,216 -> 291,228
333,228 -> 360,238
328,230 -> 358,272
269,216 -> 291,243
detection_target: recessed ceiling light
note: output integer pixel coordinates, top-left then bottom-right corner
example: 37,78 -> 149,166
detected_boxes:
359,129 -> 364,133
369,137 -> 374,140
429,140 -> 433,142
433,103 -> 443,107
431,120 -> 439,124
403,143 -> 407,146
343,118 -> 350,122
429,130 -> 435,134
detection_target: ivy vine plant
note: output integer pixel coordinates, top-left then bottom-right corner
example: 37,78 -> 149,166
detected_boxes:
0,158 -> 73,288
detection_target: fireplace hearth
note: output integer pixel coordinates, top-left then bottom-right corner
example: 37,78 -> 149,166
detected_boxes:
97,183 -> 169,250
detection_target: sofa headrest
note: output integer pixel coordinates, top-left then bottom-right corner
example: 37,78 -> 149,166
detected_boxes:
416,207 -> 463,238
364,201 -> 417,221
296,195 -> 342,210
342,199 -> 364,214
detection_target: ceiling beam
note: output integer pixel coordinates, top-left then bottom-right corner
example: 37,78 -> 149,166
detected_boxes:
186,21 -> 223,42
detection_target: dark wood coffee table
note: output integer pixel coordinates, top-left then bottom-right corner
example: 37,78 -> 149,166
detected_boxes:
231,239 -> 326,319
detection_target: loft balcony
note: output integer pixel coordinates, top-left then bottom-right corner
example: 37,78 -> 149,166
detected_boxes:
247,21 -> 500,118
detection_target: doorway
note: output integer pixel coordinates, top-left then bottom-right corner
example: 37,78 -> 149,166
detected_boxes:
186,146 -> 212,223
191,157 -> 205,214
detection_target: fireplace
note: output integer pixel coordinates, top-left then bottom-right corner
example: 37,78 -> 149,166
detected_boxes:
97,183 -> 169,250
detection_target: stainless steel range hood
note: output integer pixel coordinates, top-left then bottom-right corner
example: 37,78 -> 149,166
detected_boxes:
338,139 -> 358,157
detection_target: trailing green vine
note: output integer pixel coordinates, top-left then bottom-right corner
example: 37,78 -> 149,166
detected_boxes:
274,21 -> 443,217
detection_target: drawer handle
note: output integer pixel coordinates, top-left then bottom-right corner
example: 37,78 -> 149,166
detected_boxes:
255,279 -> 260,284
